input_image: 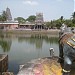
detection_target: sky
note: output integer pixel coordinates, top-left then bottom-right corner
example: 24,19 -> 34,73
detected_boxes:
0,0 -> 74,21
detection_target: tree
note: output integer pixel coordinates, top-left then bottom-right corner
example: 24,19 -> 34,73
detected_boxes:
55,19 -> 62,29
45,22 -> 51,28
71,12 -> 75,27
60,16 -> 63,23
14,17 -> 26,23
2,11 -> 7,21
72,12 -> 75,19
72,18 -> 75,24
64,19 -> 73,27
26,15 -> 36,22
0,11 -> 7,21
0,15 -> 2,21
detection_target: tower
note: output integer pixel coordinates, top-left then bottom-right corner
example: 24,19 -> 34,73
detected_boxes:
6,7 -> 12,21
34,13 -> 44,29
35,13 -> 44,25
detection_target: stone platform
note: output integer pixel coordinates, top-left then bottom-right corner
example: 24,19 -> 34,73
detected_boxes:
17,56 -> 62,75
17,56 -> 75,75
0,54 -> 8,75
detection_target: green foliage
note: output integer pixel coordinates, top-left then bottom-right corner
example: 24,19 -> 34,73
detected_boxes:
0,11 -> 7,21
0,9 -> 75,28
64,19 -> 71,27
0,15 -> 2,21
14,17 -> 26,23
26,15 -> 36,22
45,16 -> 65,29
45,13 -> 75,28
45,22 -> 51,28
72,19 -> 75,24
72,12 -> 75,19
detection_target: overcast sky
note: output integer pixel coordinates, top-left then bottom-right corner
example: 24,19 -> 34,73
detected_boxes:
0,0 -> 74,21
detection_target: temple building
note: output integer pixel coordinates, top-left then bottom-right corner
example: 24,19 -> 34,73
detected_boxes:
0,7 -> 19,30
35,13 -> 44,29
19,13 -> 45,30
0,7 -> 45,30
0,21 -> 19,30
35,13 -> 44,25
6,7 -> 12,21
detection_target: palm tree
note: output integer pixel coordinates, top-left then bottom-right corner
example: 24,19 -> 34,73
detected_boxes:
60,16 -> 64,24
72,12 -> 75,19
71,12 -> 75,25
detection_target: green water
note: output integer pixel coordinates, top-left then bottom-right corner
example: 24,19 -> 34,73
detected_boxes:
0,33 -> 59,74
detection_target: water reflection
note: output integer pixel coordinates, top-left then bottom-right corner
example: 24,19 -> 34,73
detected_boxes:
18,34 -> 58,49
0,33 -> 59,74
0,33 -> 75,75
0,33 -> 12,52
0,33 -> 59,53
0,33 -> 58,52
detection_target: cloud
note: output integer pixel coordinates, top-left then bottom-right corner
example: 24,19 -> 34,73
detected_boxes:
23,0 -> 38,6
